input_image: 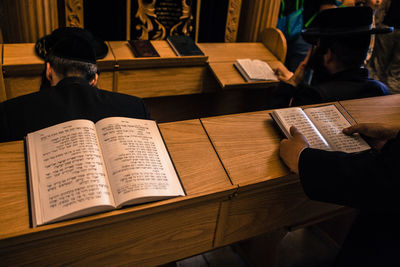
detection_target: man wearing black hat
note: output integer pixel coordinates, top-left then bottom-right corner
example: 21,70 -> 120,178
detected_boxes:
0,28 -> 149,142
269,6 -> 393,108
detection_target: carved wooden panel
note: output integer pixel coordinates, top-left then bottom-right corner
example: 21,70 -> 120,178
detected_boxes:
224,0 -> 242,42
65,0 -> 84,28
131,0 -> 197,40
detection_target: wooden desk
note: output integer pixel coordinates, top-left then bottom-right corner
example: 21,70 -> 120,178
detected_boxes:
109,41 -> 217,98
3,95 -> 398,265
1,41 -> 219,101
1,43 -> 115,99
0,120 -> 235,266
201,105 -> 348,246
198,42 -> 286,90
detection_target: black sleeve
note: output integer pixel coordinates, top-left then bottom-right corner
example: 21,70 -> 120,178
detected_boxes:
0,102 -> 11,142
298,134 -> 400,212
268,82 -> 323,109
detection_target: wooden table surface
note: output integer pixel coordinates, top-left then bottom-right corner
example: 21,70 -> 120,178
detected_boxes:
340,94 -> 400,126
198,43 -> 285,89
200,109 -> 288,187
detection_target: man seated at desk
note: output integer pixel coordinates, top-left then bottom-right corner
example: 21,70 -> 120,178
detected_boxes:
279,123 -> 400,266
269,6 -> 392,108
0,28 -> 148,142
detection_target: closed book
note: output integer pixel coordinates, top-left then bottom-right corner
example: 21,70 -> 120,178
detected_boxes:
128,40 -> 160,57
166,35 -> 204,56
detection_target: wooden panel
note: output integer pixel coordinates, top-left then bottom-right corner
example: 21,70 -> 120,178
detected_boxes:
2,201 -> 221,266
5,76 -> 41,99
215,178 -> 345,246
96,71 -> 114,92
159,120 -> 233,195
198,42 -> 276,63
3,43 -> 43,75
0,44 -> 6,102
261,27 -> 287,63
116,66 -> 215,98
225,0 -> 242,42
340,95 -> 400,126
0,141 -> 30,238
201,110 -> 288,186
64,0 -> 84,28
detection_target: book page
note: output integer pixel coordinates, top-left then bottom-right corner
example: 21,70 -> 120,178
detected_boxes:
272,107 -> 331,150
236,59 -> 278,81
27,120 -> 115,226
304,105 -> 370,153
96,117 -> 185,207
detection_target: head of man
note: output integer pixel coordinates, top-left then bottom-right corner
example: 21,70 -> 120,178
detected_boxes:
36,27 -> 108,88
44,36 -> 98,87
302,6 -> 392,81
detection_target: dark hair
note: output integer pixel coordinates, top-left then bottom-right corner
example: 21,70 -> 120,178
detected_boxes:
45,54 -> 98,82
319,35 -> 371,68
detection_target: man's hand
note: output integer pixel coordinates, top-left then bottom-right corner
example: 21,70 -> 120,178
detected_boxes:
343,123 -> 399,151
275,47 -> 312,87
274,65 -> 294,82
279,126 -> 309,174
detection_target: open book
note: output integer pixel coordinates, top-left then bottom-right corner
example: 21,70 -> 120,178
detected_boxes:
26,117 -> 185,227
234,59 -> 278,82
271,104 -> 370,152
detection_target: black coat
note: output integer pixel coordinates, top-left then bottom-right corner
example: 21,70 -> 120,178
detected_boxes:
0,77 -> 149,142
269,68 -> 390,108
299,132 -> 400,266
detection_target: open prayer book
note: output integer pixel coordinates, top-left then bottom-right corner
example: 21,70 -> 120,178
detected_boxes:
234,59 -> 278,82
26,117 -> 185,227
271,104 -> 370,152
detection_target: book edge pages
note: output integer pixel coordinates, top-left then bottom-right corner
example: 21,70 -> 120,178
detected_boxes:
26,134 -> 40,227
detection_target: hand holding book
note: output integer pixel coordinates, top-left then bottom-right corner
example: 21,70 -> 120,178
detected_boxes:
279,126 -> 309,174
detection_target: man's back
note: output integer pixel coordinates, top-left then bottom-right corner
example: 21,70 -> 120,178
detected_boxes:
0,77 -> 149,142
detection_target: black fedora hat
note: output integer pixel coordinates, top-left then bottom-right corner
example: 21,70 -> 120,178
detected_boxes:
302,6 -> 393,44
35,27 -> 108,60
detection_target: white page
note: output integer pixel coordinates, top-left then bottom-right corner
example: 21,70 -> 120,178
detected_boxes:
304,105 -> 370,153
95,117 -> 184,207
27,120 -> 114,226
236,59 -> 278,80
272,107 -> 331,150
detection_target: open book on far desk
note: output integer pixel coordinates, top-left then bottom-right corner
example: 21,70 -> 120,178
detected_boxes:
234,58 -> 278,82
271,104 -> 370,152
26,117 -> 185,227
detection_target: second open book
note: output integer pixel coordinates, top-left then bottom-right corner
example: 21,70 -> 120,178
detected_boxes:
271,104 -> 370,152
27,117 -> 185,227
